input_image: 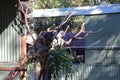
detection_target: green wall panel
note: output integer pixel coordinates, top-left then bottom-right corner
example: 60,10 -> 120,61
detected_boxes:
85,14 -> 120,65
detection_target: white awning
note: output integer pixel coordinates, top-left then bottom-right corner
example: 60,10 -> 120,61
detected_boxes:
28,4 -> 120,18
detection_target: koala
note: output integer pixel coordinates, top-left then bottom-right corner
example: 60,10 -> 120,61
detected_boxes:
33,31 -> 55,54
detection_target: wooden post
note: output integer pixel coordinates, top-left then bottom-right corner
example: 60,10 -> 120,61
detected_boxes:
20,35 -> 27,80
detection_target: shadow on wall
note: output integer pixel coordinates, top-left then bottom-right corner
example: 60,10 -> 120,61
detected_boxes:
85,14 -> 120,65
0,0 -> 17,34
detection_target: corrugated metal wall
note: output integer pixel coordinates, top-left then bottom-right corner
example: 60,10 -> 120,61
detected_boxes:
58,64 -> 120,80
85,13 -> 120,65
0,0 -> 20,79
0,0 -> 20,63
25,64 -> 120,80
0,25 -> 20,62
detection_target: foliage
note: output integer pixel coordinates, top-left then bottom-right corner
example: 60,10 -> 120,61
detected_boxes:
31,0 -> 120,9
47,46 -> 75,79
32,16 -> 84,35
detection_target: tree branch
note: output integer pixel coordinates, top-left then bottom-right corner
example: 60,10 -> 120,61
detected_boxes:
18,0 -> 35,42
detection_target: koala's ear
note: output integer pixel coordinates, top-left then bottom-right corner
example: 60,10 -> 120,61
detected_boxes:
52,31 -> 57,40
39,31 -> 45,36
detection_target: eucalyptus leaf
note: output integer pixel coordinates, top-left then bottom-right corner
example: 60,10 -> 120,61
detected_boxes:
47,46 -> 76,79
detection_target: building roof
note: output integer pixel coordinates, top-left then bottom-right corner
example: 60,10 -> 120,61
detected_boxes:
28,4 -> 120,18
